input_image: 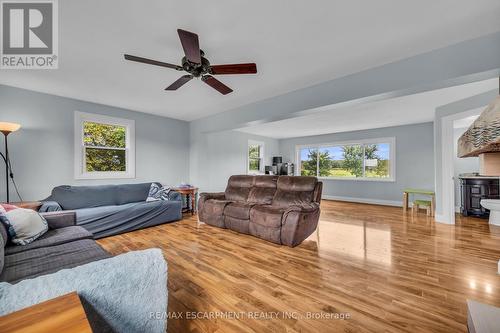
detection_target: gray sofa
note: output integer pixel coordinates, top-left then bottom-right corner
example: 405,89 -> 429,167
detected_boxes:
40,183 -> 183,239
0,211 -> 110,284
0,211 -> 168,332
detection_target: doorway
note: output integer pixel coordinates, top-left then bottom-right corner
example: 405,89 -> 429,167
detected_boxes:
439,108 -> 483,224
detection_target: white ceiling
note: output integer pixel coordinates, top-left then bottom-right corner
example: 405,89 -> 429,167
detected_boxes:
236,79 -> 498,139
1,1 -> 500,121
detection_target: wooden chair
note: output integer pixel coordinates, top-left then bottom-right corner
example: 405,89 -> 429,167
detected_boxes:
412,199 -> 432,216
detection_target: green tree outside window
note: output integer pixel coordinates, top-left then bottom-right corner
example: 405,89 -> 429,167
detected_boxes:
248,144 -> 261,172
300,143 -> 390,178
83,122 -> 127,172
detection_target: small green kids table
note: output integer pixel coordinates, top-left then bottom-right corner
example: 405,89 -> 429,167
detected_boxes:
403,188 -> 435,216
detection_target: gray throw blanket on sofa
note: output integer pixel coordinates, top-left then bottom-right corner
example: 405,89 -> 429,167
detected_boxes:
39,183 -> 183,239
0,249 -> 168,333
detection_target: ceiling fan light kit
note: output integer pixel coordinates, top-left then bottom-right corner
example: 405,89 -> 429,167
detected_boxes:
124,29 -> 257,95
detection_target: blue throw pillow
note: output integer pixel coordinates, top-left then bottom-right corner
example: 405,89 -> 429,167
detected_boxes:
146,183 -> 171,202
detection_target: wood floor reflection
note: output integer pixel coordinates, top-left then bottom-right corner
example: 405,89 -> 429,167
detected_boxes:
98,200 -> 500,333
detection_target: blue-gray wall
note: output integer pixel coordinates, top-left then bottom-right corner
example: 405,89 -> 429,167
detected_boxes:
201,130 -> 280,192
279,122 -> 435,204
0,85 -> 190,202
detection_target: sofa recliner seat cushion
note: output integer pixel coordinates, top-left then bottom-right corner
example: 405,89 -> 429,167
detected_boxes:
224,216 -> 250,234
249,205 -> 287,244
249,205 -> 286,228
5,226 -> 93,255
75,200 -> 182,239
249,222 -> 281,245
1,239 -> 111,283
224,202 -> 256,220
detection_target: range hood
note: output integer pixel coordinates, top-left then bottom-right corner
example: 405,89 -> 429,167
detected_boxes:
458,79 -> 500,176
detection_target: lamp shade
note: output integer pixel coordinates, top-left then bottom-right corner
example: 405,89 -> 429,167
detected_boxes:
0,122 -> 21,133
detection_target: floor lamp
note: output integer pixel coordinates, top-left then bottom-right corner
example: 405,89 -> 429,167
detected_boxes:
0,122 -> 21,203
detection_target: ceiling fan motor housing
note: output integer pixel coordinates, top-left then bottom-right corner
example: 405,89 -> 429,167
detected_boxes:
182,50 -> 210,77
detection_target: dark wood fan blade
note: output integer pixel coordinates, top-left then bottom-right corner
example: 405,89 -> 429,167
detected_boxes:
124,54 -> 182,70
210,63 -> 257,75
202,75 -> 233,95
165,75 -> 194,90
177,29 -> 201,64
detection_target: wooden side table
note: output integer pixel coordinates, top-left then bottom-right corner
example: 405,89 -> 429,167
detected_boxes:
3,201 -> 43,211
0,292 -> 92,333
173,187 -> 198,215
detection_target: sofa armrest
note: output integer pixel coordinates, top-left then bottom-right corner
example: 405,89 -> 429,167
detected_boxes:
313,181 -> 323,203
197,192 -> 227,226
281,203 -> 320,247
41,211 -> 76,229
197,192 -> 226,222
38,201 -> 62,212
199,192 -> 226,202
168,191 -> 182,201
284,202 -> 320,214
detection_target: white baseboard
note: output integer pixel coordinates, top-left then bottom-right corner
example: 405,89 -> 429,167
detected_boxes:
322,195 -> 402,207
434,214 -> 455,224
322,195 -> 458,224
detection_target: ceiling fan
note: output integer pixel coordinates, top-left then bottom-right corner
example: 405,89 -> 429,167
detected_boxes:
124,29 -> 257,95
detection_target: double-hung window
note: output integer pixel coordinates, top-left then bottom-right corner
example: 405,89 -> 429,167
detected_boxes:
248,140 -> 264,174
296,137 -> 395,181
74,111 -> 135,179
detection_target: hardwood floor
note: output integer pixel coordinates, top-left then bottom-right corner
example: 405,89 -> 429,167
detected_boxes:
97,200 -> 500,333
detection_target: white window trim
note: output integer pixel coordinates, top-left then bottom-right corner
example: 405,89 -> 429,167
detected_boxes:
295,137 -> 396,182
247,140 -> 265,175
74,111 -> 136,179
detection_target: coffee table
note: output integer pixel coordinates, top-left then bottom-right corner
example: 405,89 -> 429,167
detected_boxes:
0,292 -> 92,333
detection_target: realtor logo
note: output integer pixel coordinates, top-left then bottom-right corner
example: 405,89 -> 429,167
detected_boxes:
1,0 -> 58,69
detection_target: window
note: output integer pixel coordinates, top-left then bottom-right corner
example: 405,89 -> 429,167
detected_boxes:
296,138 -> 395,181
248,140 -> 264,174
74,112 -> 135,179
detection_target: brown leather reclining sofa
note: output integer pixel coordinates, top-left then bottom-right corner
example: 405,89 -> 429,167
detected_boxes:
198,175 -> 323,247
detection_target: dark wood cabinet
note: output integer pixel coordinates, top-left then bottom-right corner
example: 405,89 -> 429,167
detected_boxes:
460,177 -> 499,217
